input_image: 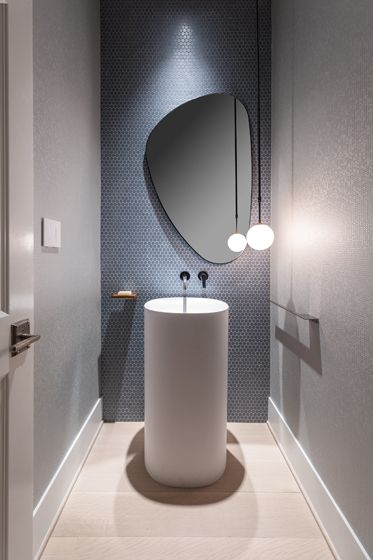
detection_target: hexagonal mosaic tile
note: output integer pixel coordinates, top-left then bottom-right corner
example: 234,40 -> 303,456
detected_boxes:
101,0 -> 271,422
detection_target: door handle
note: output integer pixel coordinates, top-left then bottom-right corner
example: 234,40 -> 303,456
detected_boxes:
11,334 -> 41,356
10,319 -> 41,357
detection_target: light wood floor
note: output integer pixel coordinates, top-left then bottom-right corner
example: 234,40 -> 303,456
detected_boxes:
42,422 -> 334,559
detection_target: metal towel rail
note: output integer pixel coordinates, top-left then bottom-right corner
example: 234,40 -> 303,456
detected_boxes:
270,300 -> 319,323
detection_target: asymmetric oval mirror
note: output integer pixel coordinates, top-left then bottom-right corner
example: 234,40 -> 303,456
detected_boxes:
146,93 -> 252,263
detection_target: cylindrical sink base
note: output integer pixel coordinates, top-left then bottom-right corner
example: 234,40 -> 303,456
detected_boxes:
144,298 -> 228,488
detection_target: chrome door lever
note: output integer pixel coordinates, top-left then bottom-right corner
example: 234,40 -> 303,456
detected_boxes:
10,319 -> 41,357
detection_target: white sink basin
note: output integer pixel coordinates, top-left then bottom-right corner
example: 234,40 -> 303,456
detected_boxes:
144,297 -> 229,487
144,296 -> 228,315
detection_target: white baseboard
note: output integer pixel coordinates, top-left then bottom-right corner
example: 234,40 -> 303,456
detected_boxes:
33,398 -> 103,559
268,397 -> 371,560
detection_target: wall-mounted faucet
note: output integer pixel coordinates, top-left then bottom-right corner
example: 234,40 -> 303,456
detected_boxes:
180,271 -> 190,293
198,271 -> 208,289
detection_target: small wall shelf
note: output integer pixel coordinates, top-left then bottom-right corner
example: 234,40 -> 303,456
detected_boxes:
111,291 -> 137,300
270,300 -> 319,323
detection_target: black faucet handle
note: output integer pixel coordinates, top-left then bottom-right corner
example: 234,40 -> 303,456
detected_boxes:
198,270 -> 208,288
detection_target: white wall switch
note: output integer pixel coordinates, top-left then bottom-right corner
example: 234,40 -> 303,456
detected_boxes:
42,218 -> 61,248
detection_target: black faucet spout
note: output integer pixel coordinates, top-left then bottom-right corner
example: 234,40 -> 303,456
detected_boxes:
180,271 -> 191,292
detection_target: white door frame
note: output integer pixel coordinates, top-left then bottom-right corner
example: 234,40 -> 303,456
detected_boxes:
3,0 -> 34,558
0,5 -> 9,559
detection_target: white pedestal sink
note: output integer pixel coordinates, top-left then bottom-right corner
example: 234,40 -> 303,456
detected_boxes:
144,297 -> 228,487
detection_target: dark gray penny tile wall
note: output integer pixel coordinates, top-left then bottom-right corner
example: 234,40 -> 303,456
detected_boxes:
101,0 -> 271,421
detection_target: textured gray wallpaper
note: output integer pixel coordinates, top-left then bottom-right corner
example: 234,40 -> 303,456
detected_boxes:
33,0 -> 101,505
271,0 -> 373,556
101,0 -> 271,422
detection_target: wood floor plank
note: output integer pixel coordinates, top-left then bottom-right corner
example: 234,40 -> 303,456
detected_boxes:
42,536 -> 76,556
97,422 -> 144,439
74,440 -> 298,494
42,536 -> 334,560
89,431 -> 284,463
96,422 -> 275,445
52,491 -> 322,539
228,422 -> 276,443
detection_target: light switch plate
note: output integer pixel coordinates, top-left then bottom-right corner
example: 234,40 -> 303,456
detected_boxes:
42,218 -> 61,248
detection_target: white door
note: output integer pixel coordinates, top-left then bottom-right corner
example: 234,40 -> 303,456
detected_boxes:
1,1 -> 35,559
